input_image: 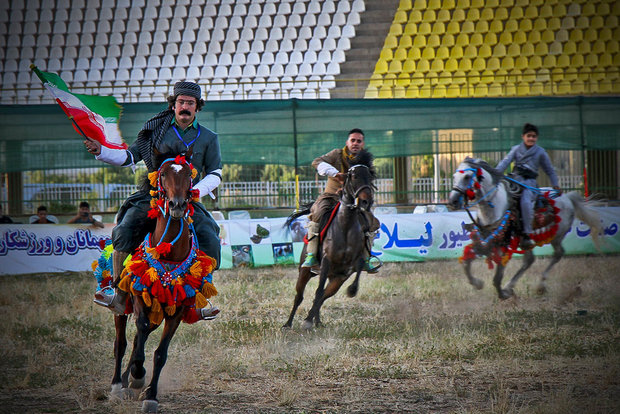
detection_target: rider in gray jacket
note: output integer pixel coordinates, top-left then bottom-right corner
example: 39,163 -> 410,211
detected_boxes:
495,123 -> 562,249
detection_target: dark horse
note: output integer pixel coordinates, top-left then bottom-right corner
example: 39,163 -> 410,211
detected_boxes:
447,157 -> 600,299
284,151 -> 376,329
108,151 -> 218,413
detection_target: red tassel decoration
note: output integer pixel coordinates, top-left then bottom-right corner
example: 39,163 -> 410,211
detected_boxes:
155,242 -> 172,256
147,208 -> 160,219
174,155 -> 186,165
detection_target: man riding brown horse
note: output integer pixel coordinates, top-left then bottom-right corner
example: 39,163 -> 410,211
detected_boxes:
302,128 -> 381,273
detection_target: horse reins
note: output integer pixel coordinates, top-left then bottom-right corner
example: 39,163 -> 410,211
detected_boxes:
343,164 -> 374,209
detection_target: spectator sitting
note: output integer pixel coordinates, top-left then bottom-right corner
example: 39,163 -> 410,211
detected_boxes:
30,205 -> 58,224
0,204 -> 13,224
67,201 -> 104,228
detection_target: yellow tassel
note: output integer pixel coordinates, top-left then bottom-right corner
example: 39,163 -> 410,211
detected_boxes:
195,292 -> 207,308
202,282 -> 218,299
147,267 -> 159,283
130,286 -> 141,297
148,171 -> 158,188
146,247 -> 159,260
151,298 -> 162,314
91,260 -> 98,271
118,274 -> 132,292
165,305 -> 176,315
101,270 -> 110,279
187,217 -> 193,224
150,309 -> 164,325
142,291 -> 152,307
191,168 -> 198,179
150,199 -> 157,208
190,261 -> 202,277
150,190 -> 158,196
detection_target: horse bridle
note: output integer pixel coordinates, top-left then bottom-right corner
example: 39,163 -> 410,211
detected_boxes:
155,156 -> 194,218
343,164 -> 374,209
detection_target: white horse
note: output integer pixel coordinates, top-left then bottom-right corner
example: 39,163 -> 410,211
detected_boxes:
447,157 -> 600,299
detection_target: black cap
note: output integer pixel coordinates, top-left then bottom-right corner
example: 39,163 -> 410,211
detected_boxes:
173,81 -> 201,100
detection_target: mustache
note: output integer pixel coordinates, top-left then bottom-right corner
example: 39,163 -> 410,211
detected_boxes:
179,110 -> 191,116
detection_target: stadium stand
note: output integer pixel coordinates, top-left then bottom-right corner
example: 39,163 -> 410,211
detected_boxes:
0,0 -> 618,103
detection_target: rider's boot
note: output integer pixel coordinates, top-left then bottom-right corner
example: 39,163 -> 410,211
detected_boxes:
363,230 -> 382,274
195,299 -> 220,321
301,221 -> 320,268
94,250 -> 129,315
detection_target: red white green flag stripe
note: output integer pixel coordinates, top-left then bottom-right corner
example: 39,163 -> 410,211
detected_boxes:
31,64 -> 127,150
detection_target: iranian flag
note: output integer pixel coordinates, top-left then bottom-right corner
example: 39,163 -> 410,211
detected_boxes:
31,64 -> 127,150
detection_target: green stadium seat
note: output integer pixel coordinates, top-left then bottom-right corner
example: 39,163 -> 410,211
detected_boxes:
493,43 -> 507,57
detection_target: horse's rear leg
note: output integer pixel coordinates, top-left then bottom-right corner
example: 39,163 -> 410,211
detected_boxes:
463,259 -> 484,290
537,240 -> 564,295
502,250 -> 535,299
139,312 -> 184,413
283,266 -> 313,328
110,314 -> 128,399
303,259 -> 330,330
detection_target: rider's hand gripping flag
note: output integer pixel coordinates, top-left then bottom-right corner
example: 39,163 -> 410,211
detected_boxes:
31,64 -> 127,150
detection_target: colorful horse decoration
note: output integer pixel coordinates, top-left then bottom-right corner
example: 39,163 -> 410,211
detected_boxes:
448,157 -> 600,299
92,153 -> 217,413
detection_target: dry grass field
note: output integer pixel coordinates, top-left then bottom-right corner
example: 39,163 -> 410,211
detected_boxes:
0,255 -> 619,413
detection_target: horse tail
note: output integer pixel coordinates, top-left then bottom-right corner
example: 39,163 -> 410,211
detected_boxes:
566,191 -> 602,248
284,202 -> 313,228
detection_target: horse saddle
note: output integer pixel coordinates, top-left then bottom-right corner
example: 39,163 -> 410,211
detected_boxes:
532,196 -> 558,230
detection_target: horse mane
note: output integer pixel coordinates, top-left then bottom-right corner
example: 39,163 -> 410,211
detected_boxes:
353,149 -> 376,179
464,156 -> 503,184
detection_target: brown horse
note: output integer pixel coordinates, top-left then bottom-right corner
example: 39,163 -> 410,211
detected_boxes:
284,152 -> 376,329
109,152 -> 217,413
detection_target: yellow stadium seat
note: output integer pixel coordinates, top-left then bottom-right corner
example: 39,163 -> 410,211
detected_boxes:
436,46 -> 449,59
513,31 -> 527,45
570,54 -> 584,67
446,21 -> 460,34
404,23 -> 417,35
458,58 -> 472,71
524,5 -> 537,18
442,0 -> 455,7
364,86 -> 379,98
428,0 -> 442,8
547,17 -> 561,31
488,82 -> 503,96
394,10 -> 408,24
380,49 -> 393,61
463,44 -> 477,58
577,41 -> 591,55
495,7 -> 508,20
480,69 -> 494,84
475,20 -> 489,34
398,0 -> 413,11
378,84 -> 394,98
389,24 -> 403,36
535,43 -> 548,56
541,29 -> 554,44
407,47 -> 421,60
399,34 -> 412,48
571,80 -> 585,95
506,43 -> 520,57
413,0 -> 426,9
445,58 -> 458,71
471,0 -> 484,8
509,6 -> 523,19
456,33 -> 469,47
552,4 -> 566,17
394,47 -> 408,61
397,73 -> 411,86
519,19 -> 532,32
384,73 -> 397,85
516,82 -> 530,96
478,44 -> 492,58
487,57 -> 500,71
394,85 -> 406,98
422,10 -> 436,22
405,85 -> 419,98
427,34 -> 441,47
385,35 -> 398,49
584,28 -> 598,43
452,8 -> 466,22
549,41 -> 562,55
550,68 -> 563,83
493,43 -> 506,57
562,16 -> 575,30
369,74 -> 383,88
441,34 -> 455,47
453,70 -> 467,85
413,34 -> 426,48
437,9 -> 450,22
608,40 -> 619,54
484,32 -> 498,45
575,16 -> 588,30
584,54 -> 598,68
599,28 -> 612,42
543,55 -> 556,68
480,7 -> 494,21
375,59 -> 389,74
563,40 -> 576,55
527,31 -> 541,44
457,0 -> 470,8
409,10 -> 422,23
530,81 -> 544,95
418,22 -> 431,34
597,2 -> 610,15
460,21 -> 474,34
556,80 -> 571,95
539,4 -> 552,17
533,18 -> 546,31
417,84 -> 431,98
599,53 -> 612,68
473,57 -> 486,71
473,83 -> 489,97
466,8 -> 480,21
581,2 -> 596,16
431,22 -> 445,35
445,84 -> 461,98
431,59 -> 444,72
469,33 -> 483,46
500,0 -> 513,7
597,80 -> 613,94
450,46 -> 463,59
402,59 -> 416,73
529,55 -> 542,69
410,72 -> 424,86
388,60 -> 403,73
501,56 -> 515,70
499,31 -> 512,45
489,20 -> 503,33
515,56 -> 528,70
417,59 -> 430,72
557,55 -> 570,68
432,84 -> 447,98
422,46 -> 435,59
606,16 -> 618,29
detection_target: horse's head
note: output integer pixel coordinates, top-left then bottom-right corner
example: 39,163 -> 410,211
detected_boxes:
448,157 -> 495,211
342,150 -> 376,211
153,150 -> 195,220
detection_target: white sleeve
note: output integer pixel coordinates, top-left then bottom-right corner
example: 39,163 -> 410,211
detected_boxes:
192,169 -> 222,200
95,145 -> 132,166
317,161 -> 339,177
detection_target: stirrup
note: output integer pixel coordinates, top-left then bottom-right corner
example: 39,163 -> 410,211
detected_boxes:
94,287 -> 127,315
301,253 -> 318,268
198,299 -> 220,321
364,256 -> 383,274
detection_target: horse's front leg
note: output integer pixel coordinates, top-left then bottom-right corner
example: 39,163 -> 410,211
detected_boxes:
110,314 -> 128,399
303,258 -> 330,330
537,240 -> 564,295
463,259 -> 484,290
283,266 -> 313,329
314,275 -> 348,327
346,257 -> 365,298
503,250 -> 536,298
121,297 -> 153,397
140,310 -> 185,413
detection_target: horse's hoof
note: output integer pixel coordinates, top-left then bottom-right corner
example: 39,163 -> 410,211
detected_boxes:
471,279 -> 484,290
302,320 -> 314,331
536,284 -> 547,295
499,289 -> 513,300
109,383 -> 123,400
129,373 -> 145,390
142,399 -> 158,413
